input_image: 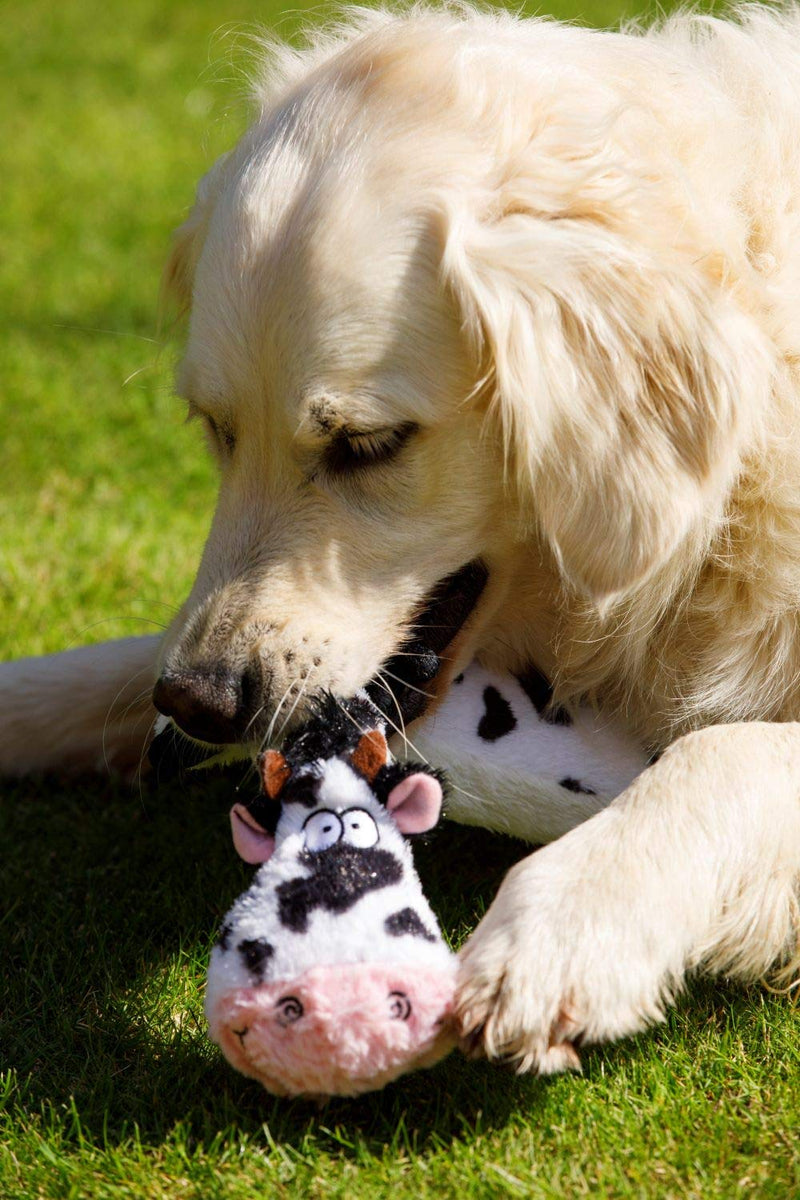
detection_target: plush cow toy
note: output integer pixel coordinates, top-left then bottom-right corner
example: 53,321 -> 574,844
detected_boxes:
203,656 -> 649,1099
205,694 -> 457,1099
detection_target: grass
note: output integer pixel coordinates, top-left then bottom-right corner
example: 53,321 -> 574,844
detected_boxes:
1,0 -> 798,1195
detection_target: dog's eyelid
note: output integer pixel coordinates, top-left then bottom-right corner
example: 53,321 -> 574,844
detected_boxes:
185,401 -> 236,454
322,421 -> 419,474
343,420 -> 419,443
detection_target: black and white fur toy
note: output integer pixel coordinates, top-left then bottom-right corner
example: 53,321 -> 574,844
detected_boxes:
204,665 -> 647,1098
205,694 -> 459,1099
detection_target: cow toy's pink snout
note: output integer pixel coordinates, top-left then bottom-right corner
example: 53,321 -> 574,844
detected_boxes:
207,962 -> 458,1098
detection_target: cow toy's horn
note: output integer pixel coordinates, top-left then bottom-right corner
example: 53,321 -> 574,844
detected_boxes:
260,749 -> 291,798
350,729 -> 388,781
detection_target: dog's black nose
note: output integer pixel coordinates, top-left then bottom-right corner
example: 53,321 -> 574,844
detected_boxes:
153,666 -> 245,744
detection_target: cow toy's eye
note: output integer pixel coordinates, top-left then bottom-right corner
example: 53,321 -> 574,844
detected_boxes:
341,808 -> 379,848
275,995 -> 304,1027
389,991 -> 412,1021
303,809 -> 343,852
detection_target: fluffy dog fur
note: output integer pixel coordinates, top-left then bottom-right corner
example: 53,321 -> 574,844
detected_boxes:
3,3 -> 800,1070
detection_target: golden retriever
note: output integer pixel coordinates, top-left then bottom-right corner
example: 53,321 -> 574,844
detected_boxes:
3,4 -> 800,1072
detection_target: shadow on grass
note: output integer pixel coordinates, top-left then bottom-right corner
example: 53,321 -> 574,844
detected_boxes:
1,768 -> 550,1157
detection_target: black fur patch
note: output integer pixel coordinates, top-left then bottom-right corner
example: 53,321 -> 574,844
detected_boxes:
478,686 -> 517,741
366,560 -> 488,723
370,760 -> 449,813
411,560 -> 489,652
559,777 -> 597,796
453,673 -> 465,684
237,937 -> 274,978
217,922 -> 232,951
515,665 -> 572,726
282,693 -> 381,772
278,775 -> 324,810
241,792 -> 284,835
276,842 -> 403,932
385,907 -> 436,942
248,692 -> 388,812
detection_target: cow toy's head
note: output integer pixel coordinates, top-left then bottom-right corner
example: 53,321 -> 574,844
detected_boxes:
205,694 -> 457,1099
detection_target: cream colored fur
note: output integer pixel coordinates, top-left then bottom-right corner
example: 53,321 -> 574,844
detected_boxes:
3,3 -> 800,1070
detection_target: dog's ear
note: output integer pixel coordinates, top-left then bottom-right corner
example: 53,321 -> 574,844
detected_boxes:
443,204 -> 773,602
160,153 -> 230,317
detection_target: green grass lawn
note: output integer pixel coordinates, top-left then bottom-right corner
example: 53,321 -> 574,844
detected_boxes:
1,0 -> 798,1195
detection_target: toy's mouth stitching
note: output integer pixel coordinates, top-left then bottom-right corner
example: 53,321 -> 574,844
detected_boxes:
233,1025 -> 249,1046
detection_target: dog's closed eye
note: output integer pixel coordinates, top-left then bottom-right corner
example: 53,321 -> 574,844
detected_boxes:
322,422 -> 418,475
185,401 -> 236,457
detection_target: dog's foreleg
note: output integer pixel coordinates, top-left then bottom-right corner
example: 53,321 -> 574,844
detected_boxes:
456,722 -> 800,1072
0,634 -> 162,777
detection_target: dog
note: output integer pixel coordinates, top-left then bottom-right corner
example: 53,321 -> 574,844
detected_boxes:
3,4 -> 800,1073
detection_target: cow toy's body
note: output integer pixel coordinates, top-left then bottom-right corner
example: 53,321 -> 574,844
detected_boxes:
205,696 -> 458,1099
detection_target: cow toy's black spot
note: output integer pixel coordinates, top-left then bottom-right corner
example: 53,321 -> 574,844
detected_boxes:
385,907 -> 436,942
559,777 -> 597,796
478,686 -> 517,741
217,922 -> 232,951
282,693 -> 381,781
238,937 -> 274,978
276,843 -> 403,933
515,664 -> 572,726
240,793 -> 283,833
371,760 -> 447,809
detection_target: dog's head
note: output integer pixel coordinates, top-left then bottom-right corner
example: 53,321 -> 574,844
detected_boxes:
155,11 -> 772,745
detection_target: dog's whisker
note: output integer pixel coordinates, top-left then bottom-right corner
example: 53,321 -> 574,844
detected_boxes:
377,706 -> 432,767
261,678 -> 297,753
445,779 -> 487,806
331,696 -> 371,740
372,667 -> 487,803
377,667 -> 435,701
373,670 -> 408,753
274,664 -> 317,744
142,600 -> 181,617
380,649 -> 441,659
67,615 -> 169,651
332,688 -> 479,803
102,666 -> 156,777
243,701 -> 267,740
51,322 -> 161,344
373,670 -> 437,766
134,714 -> 159,809
403,623 -> 463,632
122,361 -> 160,388
115,684 -> 156,729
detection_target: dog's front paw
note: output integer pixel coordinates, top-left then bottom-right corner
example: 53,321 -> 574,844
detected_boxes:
455,833 -> 677,1074
455,858 -> 584,1074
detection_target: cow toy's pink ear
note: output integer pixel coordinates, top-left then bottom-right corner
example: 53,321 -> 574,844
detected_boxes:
230,803 -> 276,864
386,773 -> 443,834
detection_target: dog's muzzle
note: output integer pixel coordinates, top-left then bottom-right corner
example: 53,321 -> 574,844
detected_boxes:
148,559 -> 488,776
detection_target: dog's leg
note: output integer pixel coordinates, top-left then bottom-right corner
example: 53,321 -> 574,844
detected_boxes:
456,722 -> 800,1073
0,635 -> 162,777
